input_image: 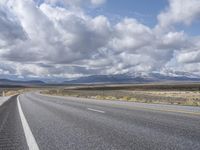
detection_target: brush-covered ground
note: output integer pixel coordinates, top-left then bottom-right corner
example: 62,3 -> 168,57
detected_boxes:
42,83 -> 200,106
0,87 -> 35,97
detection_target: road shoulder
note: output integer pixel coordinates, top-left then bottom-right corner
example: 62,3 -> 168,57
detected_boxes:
0,96 -> 11,106
38,92 -> 200,116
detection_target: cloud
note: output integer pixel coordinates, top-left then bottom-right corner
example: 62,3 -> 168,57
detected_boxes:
90,0 -> 106,6
177,49 -> 200,63
109,18 -> 153,52
158,0 -> 200,28
43,0 -> 106,7
0,5 -> 26,48
0,0 -> 200,80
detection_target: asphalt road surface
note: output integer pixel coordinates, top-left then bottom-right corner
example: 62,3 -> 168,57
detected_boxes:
0,92 -> 200,150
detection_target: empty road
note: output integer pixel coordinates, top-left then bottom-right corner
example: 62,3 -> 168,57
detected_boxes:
0,92 -> 200,150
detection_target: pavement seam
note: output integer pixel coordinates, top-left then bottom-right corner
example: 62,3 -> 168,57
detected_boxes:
17,95 -> 40,150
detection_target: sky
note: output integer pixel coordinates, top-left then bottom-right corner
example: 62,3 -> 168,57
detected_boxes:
0,0 -> 200,81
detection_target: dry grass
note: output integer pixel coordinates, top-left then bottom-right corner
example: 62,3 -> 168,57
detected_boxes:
42,87 -> 200,106
0,88 -> 34,97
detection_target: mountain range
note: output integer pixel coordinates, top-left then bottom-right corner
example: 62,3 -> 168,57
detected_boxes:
1,72 -> 200,85
0,79 -> 45,86
63,73 -> 200,84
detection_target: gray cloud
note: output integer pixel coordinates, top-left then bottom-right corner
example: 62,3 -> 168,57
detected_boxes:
0,6 -> 26,47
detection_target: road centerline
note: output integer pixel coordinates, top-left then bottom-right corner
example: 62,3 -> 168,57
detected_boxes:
87,108 -> 105,113
17,96 -> 40,150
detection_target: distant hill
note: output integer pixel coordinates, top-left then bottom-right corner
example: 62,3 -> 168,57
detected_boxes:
0,79 -> 45,86
1,72 -> 200,86
63,74 -> 154,84
149,73 -> 200,82
63,73 -> 200,84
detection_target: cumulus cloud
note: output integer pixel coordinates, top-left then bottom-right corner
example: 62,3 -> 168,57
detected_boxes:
109,18 -> 153,52
44,0 -> 106,8
90,0 -> 106,6
158,0 -> 200,28
177,48 -> 200,63
0,5 -> 26,47
0,0 -> 200,80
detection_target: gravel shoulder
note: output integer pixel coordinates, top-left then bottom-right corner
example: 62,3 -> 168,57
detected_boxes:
0,96 -> 11,106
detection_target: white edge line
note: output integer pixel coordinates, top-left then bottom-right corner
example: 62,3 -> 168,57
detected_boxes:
17,96 -> 40,150
87,108 -> 105,113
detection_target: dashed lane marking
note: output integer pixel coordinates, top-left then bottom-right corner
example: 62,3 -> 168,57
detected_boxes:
87,108 -> 105,113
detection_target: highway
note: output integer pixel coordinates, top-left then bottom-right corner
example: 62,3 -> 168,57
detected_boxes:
0,92 -> 200,150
